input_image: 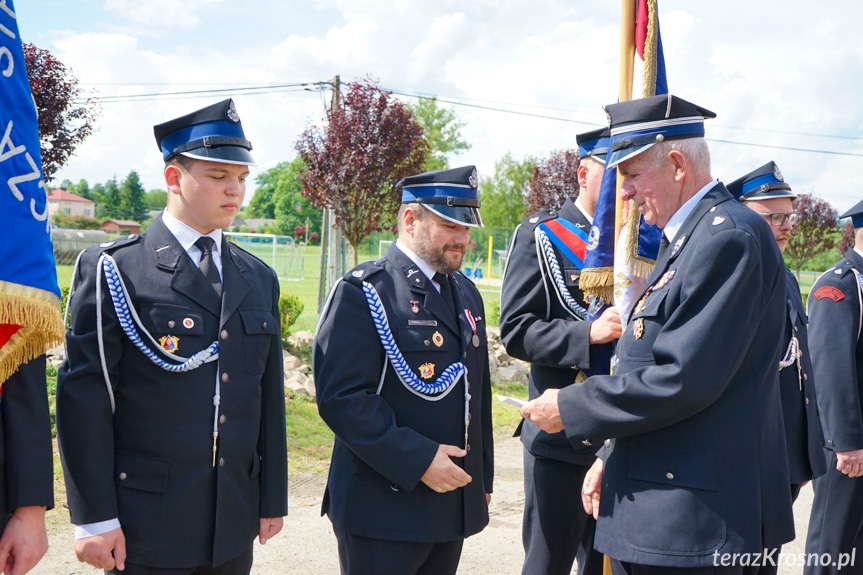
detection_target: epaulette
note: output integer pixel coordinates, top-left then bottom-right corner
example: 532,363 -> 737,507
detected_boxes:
705,204 -> 735,236
93,233 -> 142,253
344,259 -> 386,287
522,208 -> 559,231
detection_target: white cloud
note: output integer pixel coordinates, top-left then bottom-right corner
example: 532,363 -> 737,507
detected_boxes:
103,0 -> 229,29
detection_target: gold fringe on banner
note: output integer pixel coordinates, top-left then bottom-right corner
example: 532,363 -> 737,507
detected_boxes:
641,0 -> 660,99
620,199 -> 657,281
0,281 -> 64,386
579,268 -> 615,305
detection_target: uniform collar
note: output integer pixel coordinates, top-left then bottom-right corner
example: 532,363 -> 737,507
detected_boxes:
573,196 -> 594,225
395,239 -> 441,292
662,179 -> 717,243
162,209 -> 223,259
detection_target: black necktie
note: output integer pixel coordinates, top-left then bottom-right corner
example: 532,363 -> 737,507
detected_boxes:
656,234 -> 670,261
433,272 -> 456,317
195,236 -> 222,298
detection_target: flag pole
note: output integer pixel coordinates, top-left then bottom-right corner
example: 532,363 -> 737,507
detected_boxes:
615,0 -> 636,243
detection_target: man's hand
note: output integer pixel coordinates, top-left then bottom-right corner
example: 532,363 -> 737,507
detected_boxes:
589,307 -> 623,345
420,445 -> 471,493
258,517 -> 284,545
0,506 -> 48,575
836,449 -> 863,478
582,458 -> 603,520
520,389 -> 563,433
74,527 -> 126,571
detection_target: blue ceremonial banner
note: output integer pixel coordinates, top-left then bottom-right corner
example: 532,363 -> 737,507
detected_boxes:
581,0 -> 665,315
0,0 -> 64,384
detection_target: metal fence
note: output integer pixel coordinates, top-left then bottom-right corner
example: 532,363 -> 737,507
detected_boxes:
51,226 -> 515,334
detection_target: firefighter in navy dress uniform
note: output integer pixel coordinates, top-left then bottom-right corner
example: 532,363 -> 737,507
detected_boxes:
804,199 -> 863,575
728,161 -> 827,575
314,166 -> 493,575
56,99 -> 288,575
500,128 -> 621,575
521,95 -> 795,574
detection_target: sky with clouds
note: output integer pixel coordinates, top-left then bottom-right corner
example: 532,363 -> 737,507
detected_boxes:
14,0 -> 863,212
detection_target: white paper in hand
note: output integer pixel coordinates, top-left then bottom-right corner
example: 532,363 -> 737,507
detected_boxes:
496,395 -> 527,408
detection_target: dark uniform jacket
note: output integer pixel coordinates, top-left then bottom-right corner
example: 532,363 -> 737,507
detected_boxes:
781,270 -> 827,484
500,198 -> 597,466
0,355 -> 54,530
807,248 -> 863,454
57,215 -> 288,569
314,243 -> 493,542
557,184 -> 795,567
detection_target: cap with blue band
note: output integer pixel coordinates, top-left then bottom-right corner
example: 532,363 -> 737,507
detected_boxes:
154,99 -> 255,166
603,94 -> 716,168
840,198 -> 863,229
576,127 -> 611,163
398,165 -> 483,228
727,161 -> 796,201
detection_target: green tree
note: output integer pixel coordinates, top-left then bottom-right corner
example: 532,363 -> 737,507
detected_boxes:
479,153 -> 536,229
251,158 -> 322,238
248,177 -> 276,219
144,189 -> 168,210
119,171 -> 148,221
99,177 -> 121,219
76,179 -> 91,199
408,97 -> 471,172
59,178 -> 74,190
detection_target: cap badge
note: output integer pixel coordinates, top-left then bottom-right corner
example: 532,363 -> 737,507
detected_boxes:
633,318 -> 644,339
774,165 -> 784,182
226,100 -> 240,123
469,168 -> 478,188
159,335 -> 180,353
432,331 -> 444,347
419,363 -> 435,379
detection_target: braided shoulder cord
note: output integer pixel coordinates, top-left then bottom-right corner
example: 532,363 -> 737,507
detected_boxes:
536,228 -> 588,320
778,336 -> 799,370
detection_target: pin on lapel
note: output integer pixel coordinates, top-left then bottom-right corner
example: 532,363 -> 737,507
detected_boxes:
410,301 -> 420,314
159,335 -> 179,353
432,331 -> 444,347
671,235 -> 686,258
419,363 -> 435,379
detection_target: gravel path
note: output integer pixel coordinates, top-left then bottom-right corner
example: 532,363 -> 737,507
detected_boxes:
32,435 -> 812,574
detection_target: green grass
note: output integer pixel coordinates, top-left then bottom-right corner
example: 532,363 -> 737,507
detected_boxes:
285,394 -> 334,475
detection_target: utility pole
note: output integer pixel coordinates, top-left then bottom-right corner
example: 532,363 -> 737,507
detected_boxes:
317,75 -> 341,312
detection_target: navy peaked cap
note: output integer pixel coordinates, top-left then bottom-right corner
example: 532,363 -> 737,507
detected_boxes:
398,165 -> 483,228
604,94 -> 716,168
841,198 -> 863,228
154,99 -> 255,166
576,127 -> 611,163
727,161 -> 795,201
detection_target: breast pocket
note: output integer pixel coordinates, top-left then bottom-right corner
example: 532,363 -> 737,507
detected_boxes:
239,308 -> 280,374
396,326 -> 454,378
621,289 -> 668,362
138,305 -> 203,337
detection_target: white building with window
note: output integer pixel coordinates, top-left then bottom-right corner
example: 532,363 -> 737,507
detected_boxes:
46,189 -> 96,219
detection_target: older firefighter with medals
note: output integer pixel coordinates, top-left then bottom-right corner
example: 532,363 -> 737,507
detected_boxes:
56,99 -> 288,574
500,128 -> 621,575
314,166 -> 494,575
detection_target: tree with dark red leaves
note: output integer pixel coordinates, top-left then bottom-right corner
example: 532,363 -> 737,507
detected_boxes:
525,149 -> 580,215
838,222 -> 856,258
786,193 -> 837,277
295,79 -> 428,265
23,43 -> 99,181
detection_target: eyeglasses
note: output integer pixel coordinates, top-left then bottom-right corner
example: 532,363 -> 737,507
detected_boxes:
761,211 -> 800,226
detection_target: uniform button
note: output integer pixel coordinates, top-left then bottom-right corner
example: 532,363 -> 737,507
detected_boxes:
118,472 -> 127,480
463,351 -> 468,359
804,373 -> 808,380
262,321 -> 268,330
582,440 -> 592,447
666,472 -> 674,480
466,444 -> 471,452
390,484 -> 399,492
221,330 -> 229,340
168,320 -> 176,328
220,414 -> 227,424
828,440 -> 835,445
794,325 -> 798,333
805,398 -> 810,405
424,340 -> 431,347
221,373 -> 229,383
604,439 -> 612,448
219,458 -> 225,467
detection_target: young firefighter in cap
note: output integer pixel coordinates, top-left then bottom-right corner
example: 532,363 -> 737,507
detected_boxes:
804,199 -> 863,575
314,166 -> 493,575
499,127 -> 621,575
728,161 -> 826,575
521,94 -> 795,574
57,99 -> 288,574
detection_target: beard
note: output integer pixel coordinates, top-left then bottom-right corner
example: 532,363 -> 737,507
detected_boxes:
412,221 -> 466,275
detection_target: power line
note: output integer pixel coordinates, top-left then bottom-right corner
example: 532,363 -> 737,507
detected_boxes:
73,81 -> 331,104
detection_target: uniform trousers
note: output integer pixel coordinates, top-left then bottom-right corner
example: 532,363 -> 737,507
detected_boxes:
620,563 -> 759,575
106,545 -> 252,575
805,452 -> 863,575
521,449 -> 603,575
334,526 -> 463,575
756,483 -> 803,575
